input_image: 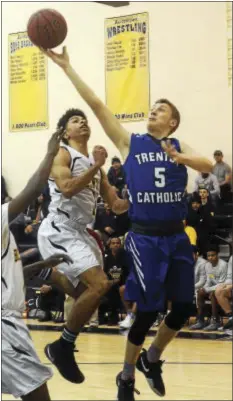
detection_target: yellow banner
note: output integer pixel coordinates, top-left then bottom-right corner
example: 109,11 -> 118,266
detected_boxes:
9,31 -> 48,132
105,12 -> 150,122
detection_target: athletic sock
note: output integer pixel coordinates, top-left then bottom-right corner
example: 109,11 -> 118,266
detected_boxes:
121,361 -> 135,380
60,326 -> 78,347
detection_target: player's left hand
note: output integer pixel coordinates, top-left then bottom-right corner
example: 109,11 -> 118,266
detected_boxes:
43,253 -> 73,268
161,139 -> 182,164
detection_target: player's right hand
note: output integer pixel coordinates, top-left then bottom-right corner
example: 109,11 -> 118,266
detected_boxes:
47,127 -> 65,156
93,145 -> 108,167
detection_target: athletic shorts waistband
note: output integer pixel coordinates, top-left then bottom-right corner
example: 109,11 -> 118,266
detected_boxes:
131,220 -> 184,236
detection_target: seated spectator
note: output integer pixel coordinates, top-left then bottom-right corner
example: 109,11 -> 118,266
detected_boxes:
100,237 -> 129,325
184,220 -> 197,246
38,284 -> 65,322
215,255 -> 232,331
190,244 -> 228,331
107,157 -> 126,197
213,150 -> 232,203
94,203 -> 117,244
194,173 -> 220,205
193,248 -> 207,291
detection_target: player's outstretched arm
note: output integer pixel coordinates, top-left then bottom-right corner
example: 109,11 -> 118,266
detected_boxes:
42,46 -> 130,160
162,140 -> 213,173
8,129 -> 64,223
100,170 -> 129,215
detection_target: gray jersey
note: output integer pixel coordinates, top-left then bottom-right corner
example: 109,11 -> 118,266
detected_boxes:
1,203 -> 25,317
194,257 -> 207,290
204,258 -> 228,292
48,144 -> 101,226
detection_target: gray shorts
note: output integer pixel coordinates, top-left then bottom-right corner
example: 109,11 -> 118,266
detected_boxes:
2,316 -> 52,398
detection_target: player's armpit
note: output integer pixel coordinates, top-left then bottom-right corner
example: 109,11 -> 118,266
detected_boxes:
179,141 -> 213,173
94,104 -> 131,159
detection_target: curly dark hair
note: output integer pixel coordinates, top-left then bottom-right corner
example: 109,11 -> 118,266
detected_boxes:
57,108 -> 87,145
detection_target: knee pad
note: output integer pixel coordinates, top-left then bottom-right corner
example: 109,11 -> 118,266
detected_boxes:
128,310 -> 158,346
165,302 -> 193,331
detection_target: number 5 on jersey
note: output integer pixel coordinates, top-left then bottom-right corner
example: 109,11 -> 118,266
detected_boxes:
154,167 -> 165,188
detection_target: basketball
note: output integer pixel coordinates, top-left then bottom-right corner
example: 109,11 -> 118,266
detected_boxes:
27,9 -> 67,49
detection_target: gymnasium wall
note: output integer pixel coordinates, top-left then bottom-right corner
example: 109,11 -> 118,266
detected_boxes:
2,2 -> 232,196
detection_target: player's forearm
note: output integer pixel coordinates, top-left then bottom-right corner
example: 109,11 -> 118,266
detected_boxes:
23,261 -> 48,279
178,154 -> 213,173
61,164 -> 100,198
64,65 -> 102,112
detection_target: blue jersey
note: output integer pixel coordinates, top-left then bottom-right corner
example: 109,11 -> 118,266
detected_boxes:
124,134 -> 188,224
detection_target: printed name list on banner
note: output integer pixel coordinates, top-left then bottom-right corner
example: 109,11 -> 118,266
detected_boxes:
105,12 -> 150,122
9,32 -> 48,132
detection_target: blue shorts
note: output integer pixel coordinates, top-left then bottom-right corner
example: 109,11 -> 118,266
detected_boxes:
124,231 -> 195,312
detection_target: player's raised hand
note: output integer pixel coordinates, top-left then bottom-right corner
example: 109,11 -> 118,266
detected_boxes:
47,127 -> 64,156
93,145 -> 108,167
41,46 -> 70,70
161,139 -> 181,163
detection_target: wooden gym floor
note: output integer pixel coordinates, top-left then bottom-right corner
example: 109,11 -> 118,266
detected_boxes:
2,320 -> 232,400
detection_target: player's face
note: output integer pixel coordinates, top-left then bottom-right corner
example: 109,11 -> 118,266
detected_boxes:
147,103 -> 176,135
207,251 -> 218,266
65,115 -> 91,141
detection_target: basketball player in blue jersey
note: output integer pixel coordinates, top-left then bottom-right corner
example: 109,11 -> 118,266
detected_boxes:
43,46 -> 213,400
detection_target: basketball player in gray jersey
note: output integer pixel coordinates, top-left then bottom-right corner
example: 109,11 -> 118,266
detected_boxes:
1,129 -> 72,401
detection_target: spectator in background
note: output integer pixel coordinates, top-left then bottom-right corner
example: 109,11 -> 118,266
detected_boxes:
38,284 -> 65,322
215,255 -> 232,331
197,187 -> 216,256
190,244 -> 228,331
187,193 -> 202,230
101,237 -> 129,325
107,157 -> 126,197
213,150 -> 232,202
194,173 -> 220,205
94,203 -> 117,244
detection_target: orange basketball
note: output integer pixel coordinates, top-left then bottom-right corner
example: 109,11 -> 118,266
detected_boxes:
27,9 -> 67,49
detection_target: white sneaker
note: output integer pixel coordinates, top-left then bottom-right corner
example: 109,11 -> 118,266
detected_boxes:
119,314 -> 135,329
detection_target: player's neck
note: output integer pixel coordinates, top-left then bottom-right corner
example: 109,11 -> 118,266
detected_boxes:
149,130 -> 170,140
68,139 -> 89,157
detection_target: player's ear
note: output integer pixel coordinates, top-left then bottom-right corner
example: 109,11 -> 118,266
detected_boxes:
170,119 -> 177,128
